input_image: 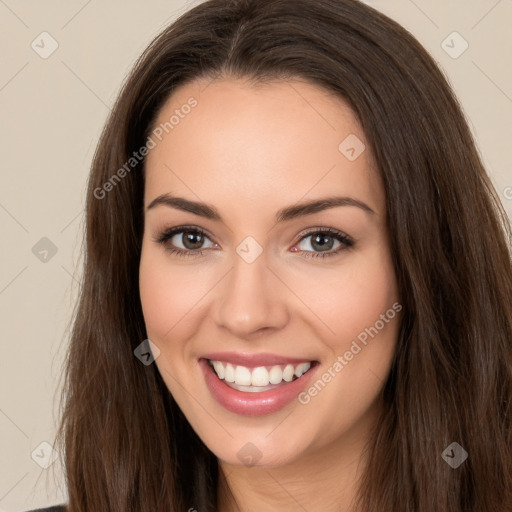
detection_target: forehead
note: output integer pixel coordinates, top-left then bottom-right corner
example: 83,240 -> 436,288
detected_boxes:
144,77 -> 384,218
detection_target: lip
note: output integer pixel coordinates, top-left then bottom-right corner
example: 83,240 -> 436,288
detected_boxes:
201,351 -> 314,368
199,357 -> 319,416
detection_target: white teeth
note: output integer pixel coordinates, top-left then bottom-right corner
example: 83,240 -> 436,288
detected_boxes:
251,366 -> 269,386
295,362 -> 311,378
212,361 -> 225,379
224,363 -> 235,382
282,364 -> 295,382
209,360 -> 313,387
228,383 -> 276,392
234,365 -> 252,386
269,365 -> 283,384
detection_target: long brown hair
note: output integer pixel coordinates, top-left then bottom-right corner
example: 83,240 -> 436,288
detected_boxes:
53,0 -> 512,510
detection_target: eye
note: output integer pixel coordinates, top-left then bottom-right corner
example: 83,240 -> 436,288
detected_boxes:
154,225 -> 354,260
293,227 -> 354,259
154,226 -> 216,258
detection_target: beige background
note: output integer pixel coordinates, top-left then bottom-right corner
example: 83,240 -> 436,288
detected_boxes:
0,0 -> 510,510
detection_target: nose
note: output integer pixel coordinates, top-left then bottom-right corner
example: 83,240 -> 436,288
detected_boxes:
214,250 -> 289,339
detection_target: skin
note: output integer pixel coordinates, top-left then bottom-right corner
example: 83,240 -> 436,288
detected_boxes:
139,76 -> 401,512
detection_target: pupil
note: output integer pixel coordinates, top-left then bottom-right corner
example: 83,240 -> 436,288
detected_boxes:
312,234 -> 333,251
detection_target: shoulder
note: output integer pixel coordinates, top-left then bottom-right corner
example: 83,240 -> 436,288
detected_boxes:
25,506 -> 67,512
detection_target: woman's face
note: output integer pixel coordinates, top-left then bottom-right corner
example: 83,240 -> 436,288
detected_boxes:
139,77 -> 401,467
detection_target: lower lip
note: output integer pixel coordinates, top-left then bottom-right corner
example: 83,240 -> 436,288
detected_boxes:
199,359 -> 318,416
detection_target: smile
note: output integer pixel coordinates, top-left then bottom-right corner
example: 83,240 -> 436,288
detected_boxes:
208,360 -> 312,391
199,353 -> 319,416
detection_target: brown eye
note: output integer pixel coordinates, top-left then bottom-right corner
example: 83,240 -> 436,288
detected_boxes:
180,230 -> 206,250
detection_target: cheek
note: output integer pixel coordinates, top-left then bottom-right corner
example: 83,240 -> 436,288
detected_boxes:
139,257 -> 176,340
291,248 -> 400,446
290,244 -> 399,351
139,245 -> 212,344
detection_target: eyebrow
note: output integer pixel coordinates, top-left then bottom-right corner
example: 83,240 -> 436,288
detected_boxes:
146,193 -> 375,222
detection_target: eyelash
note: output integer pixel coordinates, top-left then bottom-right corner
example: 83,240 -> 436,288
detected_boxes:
154,225 -> 354,260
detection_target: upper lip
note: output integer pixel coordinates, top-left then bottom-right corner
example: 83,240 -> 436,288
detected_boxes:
201,351 -> 316,368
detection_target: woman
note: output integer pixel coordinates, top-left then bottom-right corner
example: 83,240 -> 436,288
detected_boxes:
34,0 -> 512,510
